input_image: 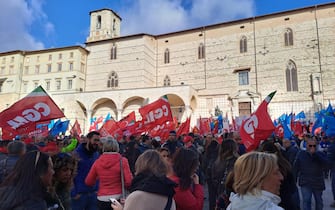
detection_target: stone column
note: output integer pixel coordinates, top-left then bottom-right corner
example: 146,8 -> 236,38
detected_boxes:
86,109 -> 92,133
117,109 -> 123,121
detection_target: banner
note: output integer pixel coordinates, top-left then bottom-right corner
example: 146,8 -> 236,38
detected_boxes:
139,96 -> 173,129
0,86 -> 64,139
240,91 -> 276,151
177,117 -> 190,136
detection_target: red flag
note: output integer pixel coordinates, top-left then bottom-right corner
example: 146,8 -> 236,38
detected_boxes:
199,117 -> 211,135
274,124 -> 284,138
0,86 -> 64,137
99,120 -> 122,138
150,121 -> 176,143
70,119 -> 82,138
177,117 -> 191,136
292,121 -> 303,136
118,111 -> 136,130
240,91 -> 276,151
139,96 -> 173,129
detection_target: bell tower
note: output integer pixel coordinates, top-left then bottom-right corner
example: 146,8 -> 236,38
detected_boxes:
86,9 -> 121,43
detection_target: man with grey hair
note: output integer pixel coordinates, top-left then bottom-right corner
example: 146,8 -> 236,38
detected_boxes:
0,140 -> 26,183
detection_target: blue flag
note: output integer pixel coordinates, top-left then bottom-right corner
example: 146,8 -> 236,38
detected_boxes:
325,116 -> 335,137
295,111 -> 306,121
49,120 -> 70,136
104,112 -> 111,123
326,103 -> 335,117
217,115 -> 223,130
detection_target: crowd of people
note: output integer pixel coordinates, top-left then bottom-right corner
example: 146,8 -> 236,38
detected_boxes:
0,129 -> 334,210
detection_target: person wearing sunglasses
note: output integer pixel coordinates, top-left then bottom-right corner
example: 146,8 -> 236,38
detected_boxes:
294,136 -> 329,210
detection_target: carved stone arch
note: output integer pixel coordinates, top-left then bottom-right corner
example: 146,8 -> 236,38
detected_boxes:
122,96 -> 146,120
190,95 -> 197,111
160,93 -> 186,122
91,97 -> 118,120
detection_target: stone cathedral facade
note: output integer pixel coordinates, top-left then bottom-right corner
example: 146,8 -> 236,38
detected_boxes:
0,3 -> 334,133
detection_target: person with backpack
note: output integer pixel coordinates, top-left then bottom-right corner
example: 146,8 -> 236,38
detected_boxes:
0,140 -> 26,183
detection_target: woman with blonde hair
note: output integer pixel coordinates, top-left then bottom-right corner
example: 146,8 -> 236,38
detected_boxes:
85,136 -> 133,210
111,149 -> 177,210
227,152 -> 284,210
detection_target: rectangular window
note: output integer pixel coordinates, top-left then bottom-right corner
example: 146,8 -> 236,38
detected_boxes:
0,81 -> 3,92
81,63 -> 85,72
36,56 -> 40,62
70,52 -> 74,58
23,82 -> 28,92
58,53 -> 62,60
9,65 -> 14,74
198,44 -> 205,59
47,64 -> 52,73
1,58 -> 5,64
0,67 -> 5,75
69,62 -> 73,71
24,66 -> 29,74
238,71 -> 249,85
68,79 -> 73,89
111,45 -> 117,60
46,81 -> 50,90
49,54 -> 52,61
11,57 -> 14,63
26,57 -> 30,63
58,63 -> 62,71
56,80 -> 61,90
164,49 -> 170,64
35,65 -> 40,74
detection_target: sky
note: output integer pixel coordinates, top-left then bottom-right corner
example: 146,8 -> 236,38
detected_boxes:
0,0 -> 333,52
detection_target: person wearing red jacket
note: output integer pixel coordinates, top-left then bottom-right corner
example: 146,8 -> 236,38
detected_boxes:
168,148 -> 204,210
85,137 -> 133,210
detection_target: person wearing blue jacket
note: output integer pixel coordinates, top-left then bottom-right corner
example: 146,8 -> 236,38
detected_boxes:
294,136 -> 329,210
71,131 -> 100,210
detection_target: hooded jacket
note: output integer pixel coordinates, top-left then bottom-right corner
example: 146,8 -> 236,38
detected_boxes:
85,152 -> 132,196
227,190 -> 284,210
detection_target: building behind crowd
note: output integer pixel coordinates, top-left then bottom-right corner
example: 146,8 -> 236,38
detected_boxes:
0,3 -> 334,133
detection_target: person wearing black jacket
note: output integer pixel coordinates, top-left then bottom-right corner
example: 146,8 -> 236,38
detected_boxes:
294,137 -> 329,210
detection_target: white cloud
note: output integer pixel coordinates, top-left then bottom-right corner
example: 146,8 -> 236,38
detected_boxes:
120,0 -> 255,36
0,0 -> 47,52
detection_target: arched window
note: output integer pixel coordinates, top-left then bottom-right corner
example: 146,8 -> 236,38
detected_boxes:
111,44 -> 117,60
164,49 -> 170,64
240,36 -> 247,53
96,15 -> 101,29
286,60 -> 298,91
198,43 -> 205,59
164,75 -> 170,86
107,71 -> 118,88
284,28 -> 293,46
